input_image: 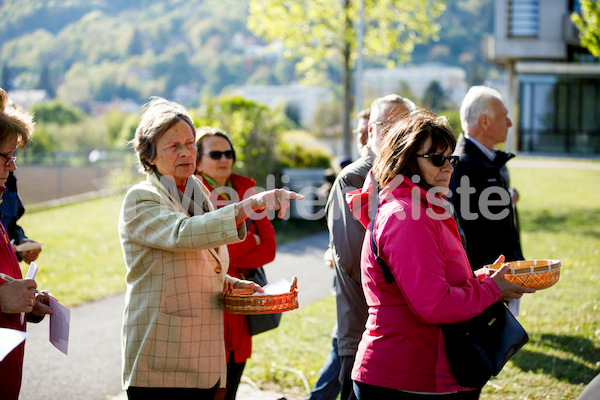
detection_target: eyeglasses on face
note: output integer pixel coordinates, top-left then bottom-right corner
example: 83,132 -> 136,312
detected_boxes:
416,154 -> 459,167
0,151 -> 16,167
205,150 -> 235,160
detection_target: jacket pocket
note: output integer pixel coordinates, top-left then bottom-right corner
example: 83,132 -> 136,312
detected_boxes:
149,312 -> 202,373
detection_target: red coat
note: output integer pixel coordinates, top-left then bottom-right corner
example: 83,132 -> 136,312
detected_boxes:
0,223 -> 27,400
201,174 -> 276,362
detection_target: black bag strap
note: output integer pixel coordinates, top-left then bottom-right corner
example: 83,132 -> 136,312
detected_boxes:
369,176 -> 395,284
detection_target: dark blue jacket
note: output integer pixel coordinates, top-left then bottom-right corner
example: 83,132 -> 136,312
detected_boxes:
449,134 -> 523,271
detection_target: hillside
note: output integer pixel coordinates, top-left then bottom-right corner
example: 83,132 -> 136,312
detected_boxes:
0,0 -> 494,109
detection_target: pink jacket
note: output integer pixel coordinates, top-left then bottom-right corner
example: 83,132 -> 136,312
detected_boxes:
346,174 -> 501,393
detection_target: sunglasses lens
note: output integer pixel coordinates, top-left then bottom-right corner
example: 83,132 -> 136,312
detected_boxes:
431,155 -> 445,167
208,150 -> 235,160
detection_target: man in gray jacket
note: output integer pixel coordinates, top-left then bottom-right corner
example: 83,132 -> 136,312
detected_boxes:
326,94 -> 415,400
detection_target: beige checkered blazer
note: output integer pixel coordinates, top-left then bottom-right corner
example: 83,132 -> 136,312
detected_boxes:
118,172 -> 245,389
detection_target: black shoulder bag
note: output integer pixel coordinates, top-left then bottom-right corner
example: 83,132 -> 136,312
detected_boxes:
243,219 -> 282,336
369,177 -> 529,388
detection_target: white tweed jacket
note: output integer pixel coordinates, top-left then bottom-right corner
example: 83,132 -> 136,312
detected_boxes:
118,172 -> 245,389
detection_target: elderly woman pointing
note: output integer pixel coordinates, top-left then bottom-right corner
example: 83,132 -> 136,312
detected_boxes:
118,97 -> 302,400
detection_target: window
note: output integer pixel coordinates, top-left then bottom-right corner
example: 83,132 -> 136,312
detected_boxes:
509,0 -> 539,37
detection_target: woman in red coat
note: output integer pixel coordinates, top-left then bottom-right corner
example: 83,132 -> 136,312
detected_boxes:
196,127 -> 276,400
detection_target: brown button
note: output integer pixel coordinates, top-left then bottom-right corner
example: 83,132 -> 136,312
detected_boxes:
221,232 -> 228,238
215,266 -> 222,274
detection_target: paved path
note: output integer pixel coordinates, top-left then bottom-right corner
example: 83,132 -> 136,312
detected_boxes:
20,231 -> 332,400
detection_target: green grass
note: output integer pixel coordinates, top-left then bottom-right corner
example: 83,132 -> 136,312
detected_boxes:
16,157 -> 600,398
19,192 -> 126,306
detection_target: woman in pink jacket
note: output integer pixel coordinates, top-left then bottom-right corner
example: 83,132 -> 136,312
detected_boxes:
346,110 -> 533,399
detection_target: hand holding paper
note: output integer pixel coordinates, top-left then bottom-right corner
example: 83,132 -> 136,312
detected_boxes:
49,295 -> 70,355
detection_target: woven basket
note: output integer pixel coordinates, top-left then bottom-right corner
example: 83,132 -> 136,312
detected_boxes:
481,259 -> 561,290
223,277 -> 299,315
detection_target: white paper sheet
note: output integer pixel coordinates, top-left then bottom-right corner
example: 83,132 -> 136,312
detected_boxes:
253,277 -> 291,296
0,328 -> 28,362
25,262 -> 39,280
49,295 -> 70,355
21,262 -> 39,325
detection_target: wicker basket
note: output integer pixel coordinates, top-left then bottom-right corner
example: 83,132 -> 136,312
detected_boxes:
223,277 -> 299,315
481,259 -> 561,290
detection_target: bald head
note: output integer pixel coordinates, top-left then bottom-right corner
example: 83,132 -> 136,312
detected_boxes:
368,94 -> 416,154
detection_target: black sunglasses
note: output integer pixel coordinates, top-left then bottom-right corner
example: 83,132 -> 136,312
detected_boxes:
416,154 -> 459,167
205,150 -> 235,160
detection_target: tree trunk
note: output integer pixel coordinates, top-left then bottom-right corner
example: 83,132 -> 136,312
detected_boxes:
342,0 -> 353,158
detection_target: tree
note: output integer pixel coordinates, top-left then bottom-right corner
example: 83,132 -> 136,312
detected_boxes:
422,80 -> 448,113
248,0 -> 445,156
37,64 -> 56,98
572,0 -> 600,57
1,64 -> 12,90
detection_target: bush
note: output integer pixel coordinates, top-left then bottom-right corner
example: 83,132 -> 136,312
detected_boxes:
277,130 -> 332,169
193,95 -> 290,186
30,100 -> 83,125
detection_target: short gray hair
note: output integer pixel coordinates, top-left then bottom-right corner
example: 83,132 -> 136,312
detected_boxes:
130,97 -> 195,173
369,94 -> 416,124
460,86 -> 503,133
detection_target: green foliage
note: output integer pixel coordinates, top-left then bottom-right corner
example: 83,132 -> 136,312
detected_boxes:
0,0 -> 499,110
311,100 -> 343,136
412,0 -> 494,67
572,0 -> 600,57
30,100 -> 83,125
277,130 -> 332,169
103,109 -> 132,145
193,95 -> 287,186
18,125 -> 60,162
248,0 -> 446,156
421,80 -> 450,113
248,0 -> 445,81
437,108 -> 462,136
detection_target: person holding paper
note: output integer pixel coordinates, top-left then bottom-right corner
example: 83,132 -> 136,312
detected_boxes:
1,171 -> 44,263
195,126 -> 276,400
0,87 -> 53,400
119,97 -> 302,400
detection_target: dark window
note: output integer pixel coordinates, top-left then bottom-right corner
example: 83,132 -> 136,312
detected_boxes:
519,75 -> 600,154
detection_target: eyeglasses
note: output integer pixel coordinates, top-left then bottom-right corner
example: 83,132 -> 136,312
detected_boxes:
205,150 -> 235,160
369,121 -> 384,126
416,154 -> 459,167
0,151 -> 16,166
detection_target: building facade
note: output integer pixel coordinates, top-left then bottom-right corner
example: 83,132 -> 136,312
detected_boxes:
484,0 -> 600,155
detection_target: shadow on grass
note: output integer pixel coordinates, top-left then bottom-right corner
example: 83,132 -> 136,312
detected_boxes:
520,208 -> 600,239
272,218 -> 327,245
511,334 -> 600,384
